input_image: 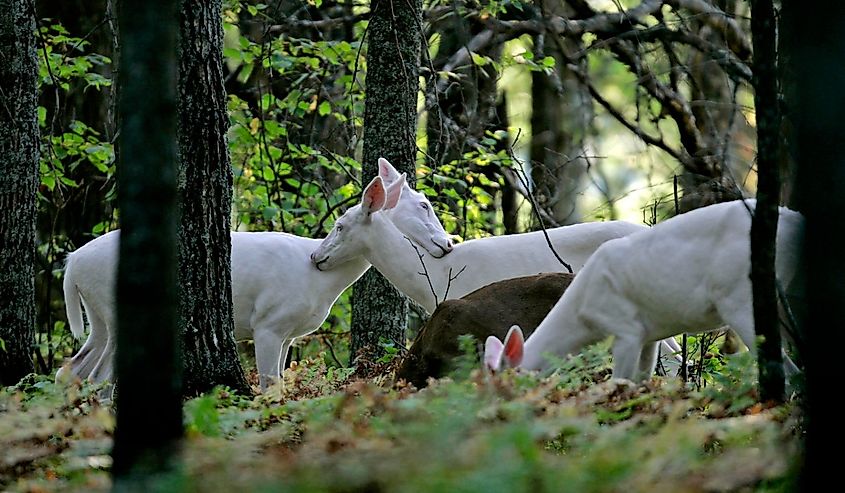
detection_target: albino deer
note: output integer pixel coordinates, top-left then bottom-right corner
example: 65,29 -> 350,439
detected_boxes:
311,166 -> 683,360
396,273 -> 575,388
485,199 -> 804,384
57,160 -> 452,390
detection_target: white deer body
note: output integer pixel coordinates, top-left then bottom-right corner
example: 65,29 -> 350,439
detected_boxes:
58,160 -> 451,390
485,199 -> 804,382
59,230 -> 370,389
315,208 -> 646,314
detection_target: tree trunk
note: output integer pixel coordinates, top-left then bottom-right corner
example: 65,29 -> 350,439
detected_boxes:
350,0 -> 422,363
749,0 -> 784,403
783,0 -> 841,487
681,0 -> 744,212
111,0 -> 182,481
0,0 -> 38,385
529,0 -> 590,226
177,0 -> 250,396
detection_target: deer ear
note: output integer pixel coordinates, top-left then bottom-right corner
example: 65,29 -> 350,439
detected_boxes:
484,336 -> 504,371
383,173 -> 406,210
361,176 -> 387,215
502,325 -> 524,368
378,158 -> 401,184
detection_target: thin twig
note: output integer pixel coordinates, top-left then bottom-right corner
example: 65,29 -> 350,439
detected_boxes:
405,236 -> 439,307
674,174 -> 688,384
442,265 -> 467,301
321,334 -> 345,369
506,130 -> 573,273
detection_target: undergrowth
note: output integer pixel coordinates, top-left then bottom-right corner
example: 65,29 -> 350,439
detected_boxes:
1,346 -> 801,492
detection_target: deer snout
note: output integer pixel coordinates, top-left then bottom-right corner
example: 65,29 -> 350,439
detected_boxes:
309,250 -> 317,263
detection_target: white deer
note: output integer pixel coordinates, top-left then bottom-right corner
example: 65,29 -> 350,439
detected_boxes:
484,199 -> 803,384
310,163 -> 683,362
57,159 -> 452,390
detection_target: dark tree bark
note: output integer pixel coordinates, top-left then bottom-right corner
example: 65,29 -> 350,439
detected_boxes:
350,0 -> 422,363
0,0 -> 38,385
785,0 -> 842,487
749,0 -> 784,403
176,0 -> 250,396
495,96 -> 519,235
111,0 -> 182,482
529,0 -> 590,226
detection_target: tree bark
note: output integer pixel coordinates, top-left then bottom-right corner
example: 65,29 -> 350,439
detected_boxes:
681,0 -> 744,212
749,0 -> 784,403
0,0 -> 38,385
784,0 -> 842,487
529,0 -> 590,226
350,0 -> 422,363
111,0 -> 182,481
177,0 -> 250,396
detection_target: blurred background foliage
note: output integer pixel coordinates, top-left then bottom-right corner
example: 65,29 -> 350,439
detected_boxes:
34,0 -> 767,384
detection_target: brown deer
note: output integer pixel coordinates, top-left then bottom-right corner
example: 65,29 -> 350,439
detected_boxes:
396,273 -> 575,388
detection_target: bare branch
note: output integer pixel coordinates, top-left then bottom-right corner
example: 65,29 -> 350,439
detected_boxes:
506,130 -> 573,274
404,236 -> 440,307
443,265 -> 467,301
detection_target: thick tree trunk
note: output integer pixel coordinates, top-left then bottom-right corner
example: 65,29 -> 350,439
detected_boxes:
529,1 -> 590,226
0,0 -> 38,385
177,0 -> 250,396
749,0 -> 784,403
350,0 -> 422,363
784,0 -> 840,487
111,0 -> 182,481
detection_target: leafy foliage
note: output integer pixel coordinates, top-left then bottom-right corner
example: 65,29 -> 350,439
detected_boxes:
2,354 -> 800,491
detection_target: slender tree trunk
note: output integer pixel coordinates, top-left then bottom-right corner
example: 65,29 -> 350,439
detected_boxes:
749,0 -> 784,403
177,0 -> 250,396
682,0 -> 744,212
784,0 -> 841,487
0,0 -> 38,385
350,0 -> 422,363
529,0 -> 590,226
496,96 -> 519,234
111,0 -> 182,482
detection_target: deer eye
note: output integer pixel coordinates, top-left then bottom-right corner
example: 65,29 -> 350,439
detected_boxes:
336,224 -> 344,232
420,202 -> 429,210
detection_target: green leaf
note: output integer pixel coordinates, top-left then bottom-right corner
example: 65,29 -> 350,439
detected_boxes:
262,206 -> 278,221
318,100 -> 331,116
470,52 -> 488,66
542,56 -> 556,68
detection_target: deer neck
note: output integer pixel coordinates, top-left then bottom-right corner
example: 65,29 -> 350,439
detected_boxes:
363,214 -> 449,313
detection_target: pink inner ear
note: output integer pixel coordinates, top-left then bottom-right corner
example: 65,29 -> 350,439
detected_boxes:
362,176 -> 387,214
503,326 -> 524,368
484,336 -> 504,371
384,174 -> 405,210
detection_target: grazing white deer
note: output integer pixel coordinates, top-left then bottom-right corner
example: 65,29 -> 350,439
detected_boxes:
57,159 -> 452,390
484,199 -> 804,384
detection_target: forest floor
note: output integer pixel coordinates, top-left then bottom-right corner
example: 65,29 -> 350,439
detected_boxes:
1,346 -> 802,492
